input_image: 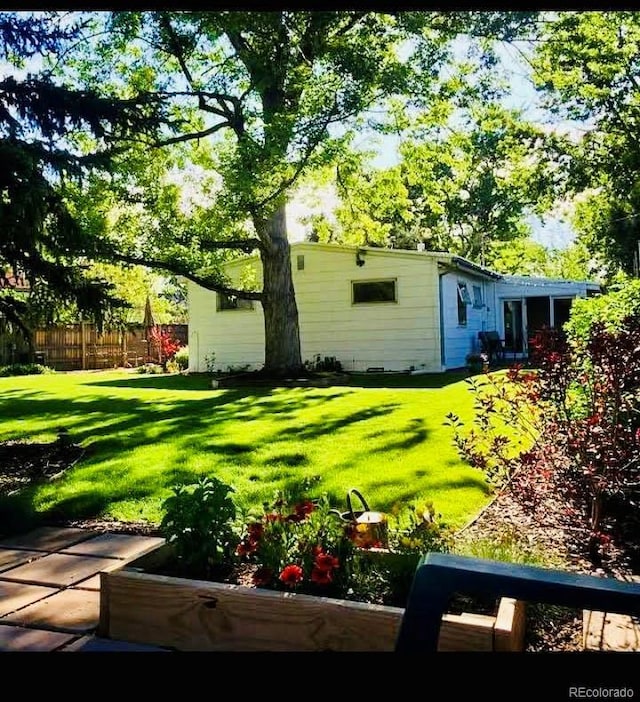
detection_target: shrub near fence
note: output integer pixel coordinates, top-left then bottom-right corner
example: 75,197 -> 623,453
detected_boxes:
27,324 -> 188,371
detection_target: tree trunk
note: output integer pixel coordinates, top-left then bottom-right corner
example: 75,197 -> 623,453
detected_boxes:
259,204 -> 303,375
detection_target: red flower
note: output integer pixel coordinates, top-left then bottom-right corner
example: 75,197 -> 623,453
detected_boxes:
311,567 -> 332,585
252,567 -> 273,587
635,428 -> 640,445
279,564 -> 304,587
295,500 -> 315,518
264,513 -> 283,523
314,552 -> 339,572
248,523 -> 263,540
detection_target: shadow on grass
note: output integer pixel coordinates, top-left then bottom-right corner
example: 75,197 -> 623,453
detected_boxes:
86,374 -> 216,391
0,383 -> 402,530
346,371 -> 470,389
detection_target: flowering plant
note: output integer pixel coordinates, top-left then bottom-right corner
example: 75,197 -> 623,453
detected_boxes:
236,492 -> 356,597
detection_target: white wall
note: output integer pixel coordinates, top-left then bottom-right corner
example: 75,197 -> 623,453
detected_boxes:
188,258 -> 265,373
440,271 -> 495,369
188,243 -> 443,373
294,244 -> 441,372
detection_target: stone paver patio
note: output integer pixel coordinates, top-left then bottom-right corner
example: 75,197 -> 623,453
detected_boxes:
0,526 -> 166,651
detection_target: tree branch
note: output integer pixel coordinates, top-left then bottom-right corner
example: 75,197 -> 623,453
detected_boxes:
154,121 -> 230,146
111,253 -> 263,300
200,238 -> 261,252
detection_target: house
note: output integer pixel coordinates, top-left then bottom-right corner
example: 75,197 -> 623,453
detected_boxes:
187,242 -> 600,373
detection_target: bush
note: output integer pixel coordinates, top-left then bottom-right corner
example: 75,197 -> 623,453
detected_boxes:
136,363 -> 164,374
160,476 -> 238,578
565,276 -> 640,346
448,311 -> 640,563
0,363 -> 55,377
173,346 -> 188,371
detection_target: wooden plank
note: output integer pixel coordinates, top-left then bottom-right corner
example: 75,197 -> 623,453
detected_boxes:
583,610 -> 640,651
493,597 -> 526,652
102,568 -> 508,652
104,570 -> 403,651
438,612 -> 495,652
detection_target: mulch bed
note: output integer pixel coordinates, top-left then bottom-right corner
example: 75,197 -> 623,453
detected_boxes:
0,437 -> 636,651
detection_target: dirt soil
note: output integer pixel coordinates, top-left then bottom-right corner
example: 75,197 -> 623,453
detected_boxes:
0,438 -> 636,651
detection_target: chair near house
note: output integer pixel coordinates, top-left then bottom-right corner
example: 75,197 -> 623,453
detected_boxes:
478,331 -> 507,365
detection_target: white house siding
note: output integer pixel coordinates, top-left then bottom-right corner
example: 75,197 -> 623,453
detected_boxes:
293,244 -> 442,372
188,243 -> 443,373
440,271 -> 495,369
187,258 -> 265,373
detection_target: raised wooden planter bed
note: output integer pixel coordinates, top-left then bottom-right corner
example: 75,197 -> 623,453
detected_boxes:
98,543 -> 525,652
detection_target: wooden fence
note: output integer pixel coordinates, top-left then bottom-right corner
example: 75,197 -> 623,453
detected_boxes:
0,324 -> 188,371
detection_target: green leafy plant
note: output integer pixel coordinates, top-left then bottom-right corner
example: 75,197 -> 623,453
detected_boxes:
368,501 -> 453,606
0,363 -> 55,377
204,352 -> 216,373
173,345 -> 189,371
160,476 -> 238,578
136,362 -> 164,374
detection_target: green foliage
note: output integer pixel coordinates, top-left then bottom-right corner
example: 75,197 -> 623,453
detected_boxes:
565,276 -> 640,345
135,362 -> 164,374
0,12 -> 168,337
455,525 -> 561,568
532,12 -> 640,276
160,476 -> 238,577
0,363 -> 55,377
173,345 -> 189,371
204,352 -> 216,373
332,99 -> 561,263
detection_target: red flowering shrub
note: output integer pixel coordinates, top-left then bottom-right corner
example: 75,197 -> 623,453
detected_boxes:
447,316 -> 640,564
149,326 -> 182,368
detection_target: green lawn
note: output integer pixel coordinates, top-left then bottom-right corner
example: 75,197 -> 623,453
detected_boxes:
0,369 -> 491,531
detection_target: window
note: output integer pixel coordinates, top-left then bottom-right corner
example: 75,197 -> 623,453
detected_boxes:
457,282 -> 469,326
472,285 -> 483,309
352,279 -> 397,304
217,293 -> 254,311
297,255 -> 305,271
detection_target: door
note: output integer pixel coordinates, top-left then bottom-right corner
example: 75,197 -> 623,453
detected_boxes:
526,296 -> 551,337
503,300 -> 523,353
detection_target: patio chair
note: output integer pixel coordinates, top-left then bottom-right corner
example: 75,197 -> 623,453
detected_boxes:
478,331 -> 506,365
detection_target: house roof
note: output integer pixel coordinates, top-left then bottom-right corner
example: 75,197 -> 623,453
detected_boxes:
219,241 -> 598,287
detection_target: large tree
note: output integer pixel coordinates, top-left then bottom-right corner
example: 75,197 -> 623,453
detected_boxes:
532,11 -> 640,277
0,12 -> 167,340
327,102 -> 563,266
61,10 -> 537,374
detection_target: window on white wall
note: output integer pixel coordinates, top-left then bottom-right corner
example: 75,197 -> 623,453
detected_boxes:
472,285 -> 483,308
217,293 -> 254,311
